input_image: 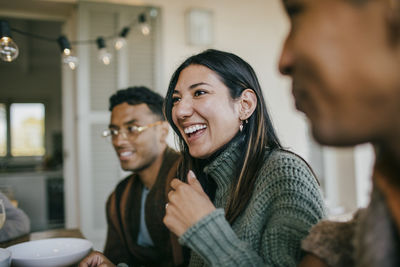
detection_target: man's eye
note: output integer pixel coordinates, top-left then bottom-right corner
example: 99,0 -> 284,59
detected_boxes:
110,129 -> 119,136
285,4 -> 303,18
194,90 -> 206,97
127,126 -> 139,133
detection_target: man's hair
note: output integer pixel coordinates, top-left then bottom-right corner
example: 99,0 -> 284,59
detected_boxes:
109,86 -> 165,120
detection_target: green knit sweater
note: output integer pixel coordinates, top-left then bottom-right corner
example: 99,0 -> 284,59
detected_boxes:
179,139 -> 326,267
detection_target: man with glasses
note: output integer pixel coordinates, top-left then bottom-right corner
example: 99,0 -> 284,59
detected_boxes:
83,87 -> 185,267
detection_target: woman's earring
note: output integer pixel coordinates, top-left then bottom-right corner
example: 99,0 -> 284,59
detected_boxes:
239,120 -> 244,132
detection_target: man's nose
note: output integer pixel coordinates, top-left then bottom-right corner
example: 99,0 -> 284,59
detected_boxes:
278,37 -> 294,76
112,131 -> 129,146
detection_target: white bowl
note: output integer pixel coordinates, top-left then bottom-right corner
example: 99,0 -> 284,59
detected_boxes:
0,248 -> 11,267
7,238 -> 92,267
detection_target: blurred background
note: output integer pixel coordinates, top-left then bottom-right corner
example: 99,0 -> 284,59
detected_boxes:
0,0 -> 374,250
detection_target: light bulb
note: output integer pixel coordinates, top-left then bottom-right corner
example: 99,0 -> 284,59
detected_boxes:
63,48 -> 71,56
138,14 -> 151,36
149,8 -> 158,18
63,54 -> 79,70
0,36 -> 19,62
98,48 -> 112,65
140,24 -> 151,36
114,27 -> 130,50
96,37 -> 112,65
57,35 -> 77,70
114,37 -> 127,50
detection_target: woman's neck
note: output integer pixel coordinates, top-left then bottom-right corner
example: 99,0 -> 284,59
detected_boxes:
191,133 -> 244,201
198,132 -> 244,167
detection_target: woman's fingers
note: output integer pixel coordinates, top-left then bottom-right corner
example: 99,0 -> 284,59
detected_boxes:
163,206 -> 182,235
170,178 -> 184,190
164,170 -> 216,237
187,170 -> 204,193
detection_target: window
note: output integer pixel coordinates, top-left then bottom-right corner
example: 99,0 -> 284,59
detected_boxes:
0,103 -> 45,157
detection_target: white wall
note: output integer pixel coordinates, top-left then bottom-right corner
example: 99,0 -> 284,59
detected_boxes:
87,0 -> 309,157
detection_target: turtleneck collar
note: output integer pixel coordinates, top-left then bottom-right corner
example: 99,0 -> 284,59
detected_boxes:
203,135 -> 245,193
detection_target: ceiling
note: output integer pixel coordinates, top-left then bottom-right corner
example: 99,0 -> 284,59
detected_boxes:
0,0 -> 76,21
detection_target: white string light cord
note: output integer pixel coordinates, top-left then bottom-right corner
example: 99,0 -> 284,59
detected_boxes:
0,12 -> 152,70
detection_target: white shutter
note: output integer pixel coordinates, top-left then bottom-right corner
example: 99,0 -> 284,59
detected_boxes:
75,1 -> 160,250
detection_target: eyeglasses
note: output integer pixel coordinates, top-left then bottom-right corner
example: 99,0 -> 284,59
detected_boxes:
102,121 -> 163,141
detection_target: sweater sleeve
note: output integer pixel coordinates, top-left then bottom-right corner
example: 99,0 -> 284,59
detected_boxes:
179,209 -> 265,266
179,151 -> 326,267
258,152 -> 327,266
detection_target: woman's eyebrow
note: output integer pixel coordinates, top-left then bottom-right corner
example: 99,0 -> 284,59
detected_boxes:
172,82 -> 211,94
173,82 -> 210,94
189,82 -> 211,89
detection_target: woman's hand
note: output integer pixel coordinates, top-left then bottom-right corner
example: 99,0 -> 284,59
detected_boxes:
79,251 -> 116,267
163,170 -> 216,237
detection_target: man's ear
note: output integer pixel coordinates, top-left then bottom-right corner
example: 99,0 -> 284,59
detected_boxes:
239,89 -> 257,120
159,121 -> 170,144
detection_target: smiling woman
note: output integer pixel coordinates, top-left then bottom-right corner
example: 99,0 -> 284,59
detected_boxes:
163,49 -> 326,266
171,64 -> 244,159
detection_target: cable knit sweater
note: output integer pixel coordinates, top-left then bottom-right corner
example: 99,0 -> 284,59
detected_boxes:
178,139 -> 326,267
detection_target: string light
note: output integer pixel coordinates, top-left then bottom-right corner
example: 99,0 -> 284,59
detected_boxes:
0,20 -> 19,62
138,14 -> 151,36
149,8 -> 158,18
114,27 -> 130,50
57,35 -> 79,70
96,37 -> 112,65
0,11 -> 154,67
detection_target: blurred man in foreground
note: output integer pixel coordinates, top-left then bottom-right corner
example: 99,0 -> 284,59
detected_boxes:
279,0 -> 400,266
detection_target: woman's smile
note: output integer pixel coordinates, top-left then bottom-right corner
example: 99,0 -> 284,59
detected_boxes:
172,65 -> 241,159
183,124 -> 207,142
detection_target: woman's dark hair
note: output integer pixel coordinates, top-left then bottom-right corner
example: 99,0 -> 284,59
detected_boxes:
164,49 -> 282,224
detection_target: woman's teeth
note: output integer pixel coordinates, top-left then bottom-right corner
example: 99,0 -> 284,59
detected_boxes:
184,124 -> 207,135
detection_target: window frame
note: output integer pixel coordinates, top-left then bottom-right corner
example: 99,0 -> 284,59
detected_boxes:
0,99 -> 47,168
